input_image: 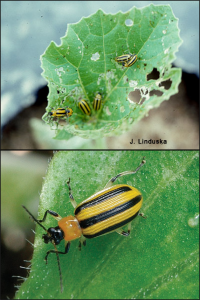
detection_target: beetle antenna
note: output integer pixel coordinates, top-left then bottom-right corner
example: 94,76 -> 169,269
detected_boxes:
22,205 -> 48,233
23,205 -> 63,292
52,240 -> 63,293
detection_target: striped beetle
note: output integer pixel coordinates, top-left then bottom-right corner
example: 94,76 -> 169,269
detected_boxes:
49,107 -> 73,118
115,53 -> 138,68
115,54 -> 132,64
93,92 -> 102,111
123,53 -> 138,67
22,157 -> 146,292
78,99 -> 91,116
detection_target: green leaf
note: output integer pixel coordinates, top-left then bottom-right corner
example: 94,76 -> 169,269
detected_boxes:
41,4 -> 182,140
16,151 -> 199,299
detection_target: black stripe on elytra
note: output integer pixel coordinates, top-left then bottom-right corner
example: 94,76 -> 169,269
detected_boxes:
81,102 -> 90,114
80,195 -> 142,229
75,186 -> 132,215
83,212 -> 139,239
56,112 -> 66,115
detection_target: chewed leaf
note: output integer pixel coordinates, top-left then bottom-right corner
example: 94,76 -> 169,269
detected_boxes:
40,5 -> 182,139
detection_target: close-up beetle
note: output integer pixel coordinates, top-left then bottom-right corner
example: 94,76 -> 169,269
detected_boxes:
22,157 -> 146,292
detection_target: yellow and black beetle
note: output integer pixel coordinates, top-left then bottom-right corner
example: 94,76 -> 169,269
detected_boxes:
122,53 -> 137,67
22,157 -> 146,292
115,53 -> 132,64
78,99 -> 91,115
115,53 -> 138,68
49,107 -> 73,118
93,92 -> 102,111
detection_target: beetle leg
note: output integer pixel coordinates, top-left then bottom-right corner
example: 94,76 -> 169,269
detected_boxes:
78,236 -> 86,251
38,209 -> 62,222
67,178 -> 78,208
45,241 -> 71,264
115,222 -> 132,236
104,157 -> 146,188
139,212 -> 147,219
115,213 -> 146,237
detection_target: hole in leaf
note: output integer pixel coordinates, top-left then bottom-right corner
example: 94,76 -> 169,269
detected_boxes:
125,19 -> 133,26
159,79 -> 172,90
128,90 -> 141,104
149,90 -> 163,97
147,68 -> 160,80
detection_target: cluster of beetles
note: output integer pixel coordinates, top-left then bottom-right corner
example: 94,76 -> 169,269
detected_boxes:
49,52 -> 138,121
